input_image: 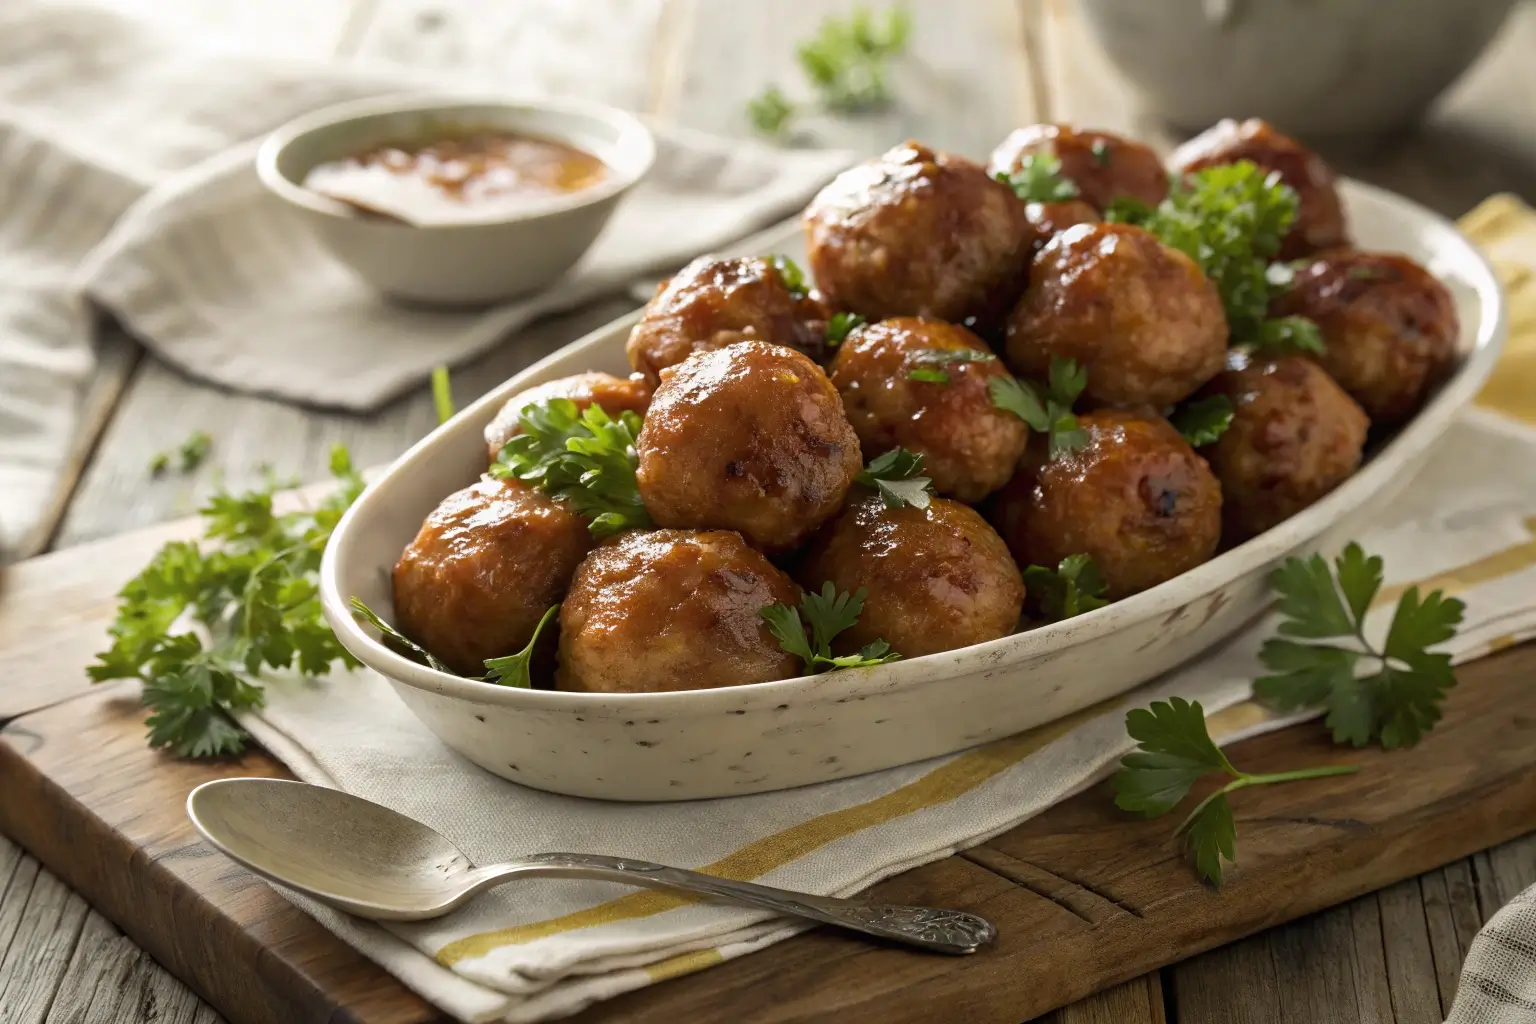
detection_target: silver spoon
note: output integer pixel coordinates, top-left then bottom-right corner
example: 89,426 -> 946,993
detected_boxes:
186,778 -> 995,955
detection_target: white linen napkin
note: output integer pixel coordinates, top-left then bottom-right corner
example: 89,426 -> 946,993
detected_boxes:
239,406 -> 1536,1023
0,0 -> 850,558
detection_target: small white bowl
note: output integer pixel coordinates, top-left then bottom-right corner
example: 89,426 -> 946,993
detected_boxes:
257,95 -> 654,306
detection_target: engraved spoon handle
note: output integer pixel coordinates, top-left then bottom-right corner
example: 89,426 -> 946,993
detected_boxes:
470,853 -> 995,955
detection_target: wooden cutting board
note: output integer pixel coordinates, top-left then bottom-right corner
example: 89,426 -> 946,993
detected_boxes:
1,521 -> 1535,1024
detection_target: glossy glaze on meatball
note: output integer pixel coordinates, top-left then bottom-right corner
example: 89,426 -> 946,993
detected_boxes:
1270,250 -> 1458,426
557,529 -> 801,692
1005,222 -> 1227,408
992,410 -> 1222,600
829,318 -> 1027,502
803,141 -> 1033,327
626,256 -> 811,386
483,372 -> 652,463
392,478 -> 593,676
636,342 -> 862,552
989,124 -> 1169,213
1022,199 -> 1101,254
1169,118 -> 1348,260
1199,351 -> 1368,542
797,494 -> 1024,658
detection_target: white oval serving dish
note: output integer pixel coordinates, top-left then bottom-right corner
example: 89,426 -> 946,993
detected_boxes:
320,179 -> 1506,802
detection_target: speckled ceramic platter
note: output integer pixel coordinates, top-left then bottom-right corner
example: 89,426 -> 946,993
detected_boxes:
320,179 -> 1506,801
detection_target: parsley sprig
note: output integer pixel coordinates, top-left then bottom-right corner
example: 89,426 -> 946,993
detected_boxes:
769,254 -> 809,299
1169,394 -> 1235,448
90,447 -> 367,757
993,153 -> 1079,204
1023,554 -> 1109,622
747,6 -> 913,138
1134,162 -> 1324,353
906,347 -> 997,384
491,399 -> 651,538
856,447 -> 933,509
825,311 -> 867,346
1114,697 -> 1359,886
1254,544 -> 1466,749
761,583 -> 902,674
988,357 -> 1088,459
350,598 -> 557,688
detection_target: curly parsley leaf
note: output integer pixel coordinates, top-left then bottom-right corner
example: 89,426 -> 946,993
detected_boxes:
491,399 -> 651,538
989,356 -> 1088,459
747,84 -> 797,138
1169,394 -> 1234,448
1253,543 -> 1466,749
825,311 -> 866,346
1114,697 -> 1358,886
1104,195 -> 1153,225
483,605 -> 560,688
994,153 -> 1079,204
761,582 -> 902,675
796,5 -> 911,113
768,254 -> 809,299
856,447 -> 933,509
905,346 -> 997,384
90,446 -> 367,758
1023,553 -> 1109,622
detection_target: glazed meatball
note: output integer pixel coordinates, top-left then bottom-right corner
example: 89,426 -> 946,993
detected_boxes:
797,494 -> 1024,658
1271,250 -> 1458,425
636,342 -> 862,553
626,256 -> 811,386
557,530 -> 801,692
1169,118 -> 1347,259
803,141 -> 1032,326
1022,199 -> 1100,254
1199,351 -> 1368,542
988,124 -> 1168,213
483,371 -> 652,462
393,478 -> 592,677
829,318 -> 1027,502
1005,223 -> 1227,408
992,410 -> 1222,600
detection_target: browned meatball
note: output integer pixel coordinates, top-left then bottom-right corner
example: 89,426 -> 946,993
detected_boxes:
798,494 -> 1024,658
1022,199 -> 1100,254
1199,351 -> 1368,542
1271,250 -> 1458,425
483,372 -> 652,462
803,141 -> 1032,327
988,124 -> 1168,213
992,411 -> 1221,600
829,318 -> 1027,502
557,529 -> 801,692
1005,223 -> 1227,408
626,256 -> 811,386
636,342 -> 861,553
1169,118 -> 1348,260
392,478 -> 593,676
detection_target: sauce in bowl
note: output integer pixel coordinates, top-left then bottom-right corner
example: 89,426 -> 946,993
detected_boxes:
303,131 -> 609,225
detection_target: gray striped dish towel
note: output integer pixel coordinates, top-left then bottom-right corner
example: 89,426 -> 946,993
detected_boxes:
1449,886 -> 1536,1023
0,0 -> 850,558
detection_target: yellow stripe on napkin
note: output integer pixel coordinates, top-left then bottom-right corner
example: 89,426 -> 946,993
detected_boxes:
1464,195 -> 1536,425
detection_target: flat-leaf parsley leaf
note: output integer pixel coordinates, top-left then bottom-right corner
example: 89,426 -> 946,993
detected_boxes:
1023,553 -> 1109,621
905,347 -> 997,384
761,582 -> 902,674
856,447 -> 933,509
1169,394 -> 1235,447
989,356 -> 1088,459
1114,697 -> 1358,886
994,153 -> 1079,204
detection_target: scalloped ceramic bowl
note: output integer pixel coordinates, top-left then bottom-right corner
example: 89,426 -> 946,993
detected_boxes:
320,179 -> 1506,801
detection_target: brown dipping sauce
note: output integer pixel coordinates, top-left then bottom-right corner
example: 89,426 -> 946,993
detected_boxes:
304,131 -> 609,224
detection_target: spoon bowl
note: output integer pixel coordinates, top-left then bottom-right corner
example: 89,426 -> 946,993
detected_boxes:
187,778 -> 997,953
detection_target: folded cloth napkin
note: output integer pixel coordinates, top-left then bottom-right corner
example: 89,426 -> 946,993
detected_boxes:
0,0 -> 850,558
233,197 -> 1536,1022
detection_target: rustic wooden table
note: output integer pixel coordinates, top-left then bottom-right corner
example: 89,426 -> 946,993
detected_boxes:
4,1 -> 1536,1021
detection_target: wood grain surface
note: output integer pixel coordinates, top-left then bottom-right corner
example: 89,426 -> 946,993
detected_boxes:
5,0 -> 1536,1021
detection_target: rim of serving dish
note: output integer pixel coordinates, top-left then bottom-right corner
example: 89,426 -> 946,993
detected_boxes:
319,177 -> 1509,712
256,92 -> 656,227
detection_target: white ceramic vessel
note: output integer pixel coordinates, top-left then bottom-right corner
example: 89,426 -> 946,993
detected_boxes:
320,180 -> 1506,801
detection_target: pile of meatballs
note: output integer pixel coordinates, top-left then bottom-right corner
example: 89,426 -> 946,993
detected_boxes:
390,118 -> 1459,695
